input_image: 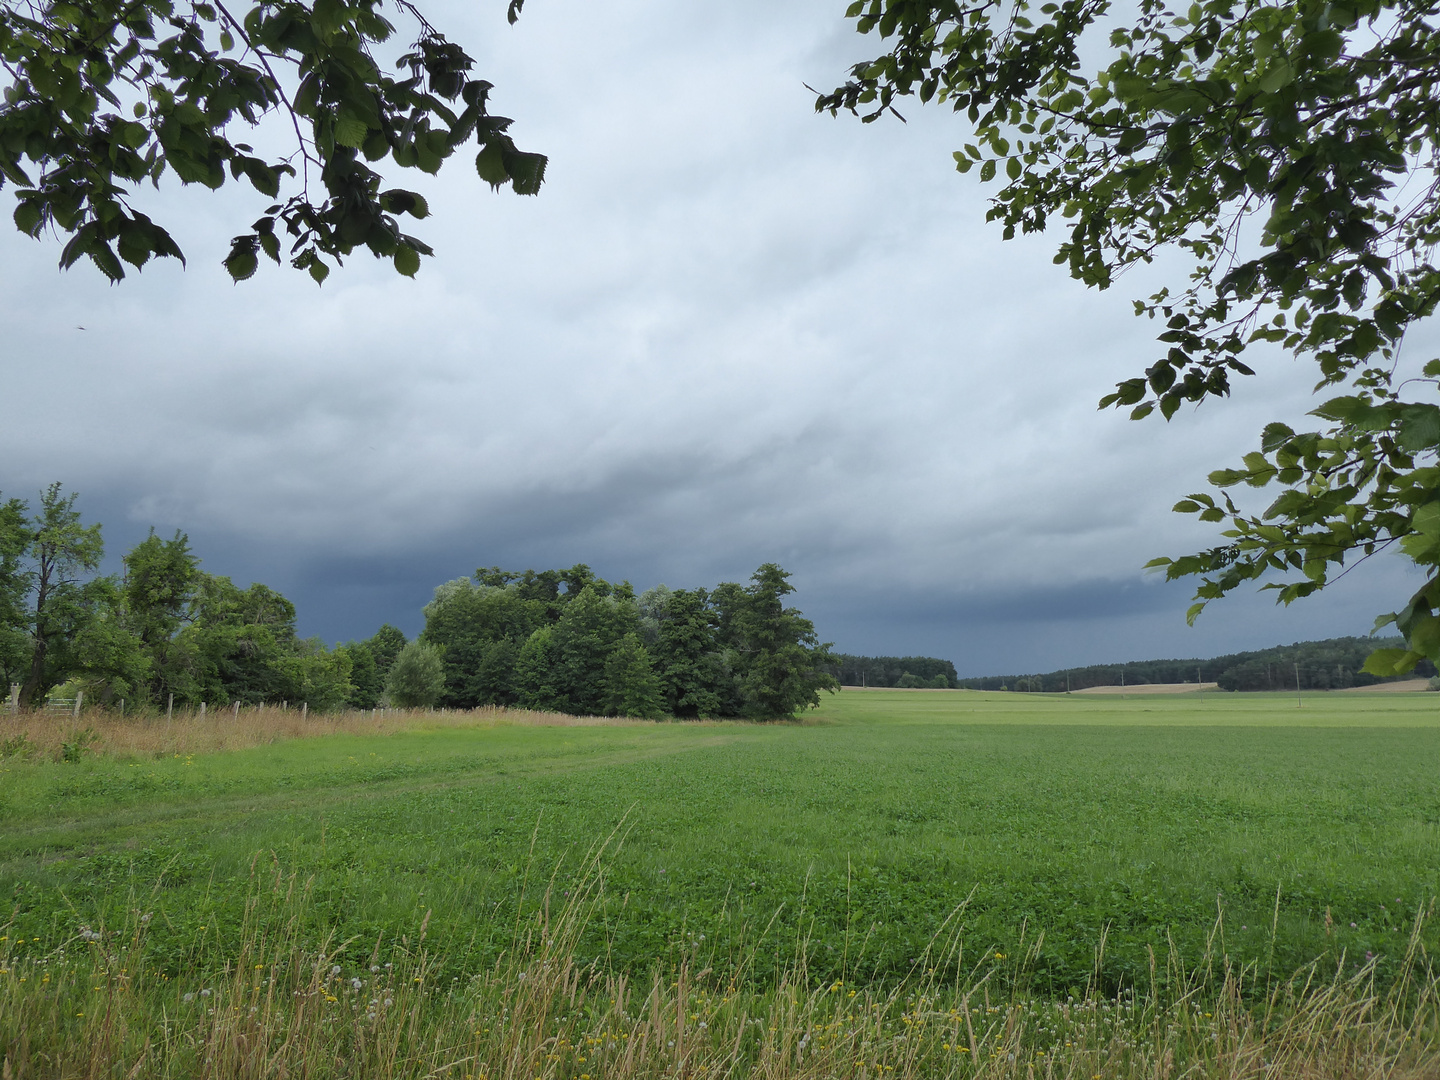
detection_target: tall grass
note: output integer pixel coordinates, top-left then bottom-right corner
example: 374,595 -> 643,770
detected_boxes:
4,848 -> 1436,1080
0,703 -> 643,761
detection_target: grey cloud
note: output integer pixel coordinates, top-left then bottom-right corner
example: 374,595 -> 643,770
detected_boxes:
0,0 -> 1410,673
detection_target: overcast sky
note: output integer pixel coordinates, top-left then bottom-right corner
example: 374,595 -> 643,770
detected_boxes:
0,0 -> 1426,676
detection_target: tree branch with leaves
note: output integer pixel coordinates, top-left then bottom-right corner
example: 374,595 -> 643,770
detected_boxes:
819,0 -> 1440,673
0,0 -> 545,281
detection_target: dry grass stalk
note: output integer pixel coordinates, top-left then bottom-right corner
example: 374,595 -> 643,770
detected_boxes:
0,703 -> 643,761
3,861 -> 1437,1080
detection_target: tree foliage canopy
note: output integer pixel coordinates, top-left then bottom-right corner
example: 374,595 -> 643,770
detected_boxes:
0,0 -> 545,281
0,485 -> 362,709
421,562 -> 836,720
820,0 -> 1440,670
385,638 -> 443,707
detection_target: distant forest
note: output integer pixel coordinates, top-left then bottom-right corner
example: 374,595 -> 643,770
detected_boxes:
824,655 -> 959,688
955,636 -> 1436,692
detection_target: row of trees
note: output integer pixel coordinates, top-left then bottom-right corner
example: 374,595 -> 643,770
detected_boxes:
1,487 -> 836,719
416,563 -> 837,719
0,485 -> 414,711
957,637 -> 1435,693
823,654 -> 958,689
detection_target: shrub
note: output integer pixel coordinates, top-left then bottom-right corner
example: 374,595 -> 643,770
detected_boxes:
386,641 -> 445,708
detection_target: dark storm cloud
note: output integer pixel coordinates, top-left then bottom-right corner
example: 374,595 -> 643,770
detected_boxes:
0,0 -> 1413,674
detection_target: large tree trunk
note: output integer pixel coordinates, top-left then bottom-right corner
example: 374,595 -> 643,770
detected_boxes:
19,556 -> 52,708
19,632 -> 46,707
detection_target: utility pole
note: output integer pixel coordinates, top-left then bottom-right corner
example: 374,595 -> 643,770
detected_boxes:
1295,661 -> 1302,708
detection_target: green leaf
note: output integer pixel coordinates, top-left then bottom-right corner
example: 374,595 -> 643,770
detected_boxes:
13,201 -> 43,236
1361,648 -> 1419,677
475,142 -> 508,188
224,248 -> 258,282
1260,423 -> 1294,452
1310,396 -> 1367,422
1258,58 -> 1294,93
506,151 -> 546,195
334,117 -> 369,148
90,243 -> 125,282
363,131 -> 390,161
393,245 -> 421,277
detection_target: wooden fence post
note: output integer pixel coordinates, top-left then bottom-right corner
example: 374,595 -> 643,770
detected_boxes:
232,701 -> 240,720
301,702 -> 308,720
73,691 -> 83,719
199,701 -> 206,719
167,693 -> 173,721
9,683 -> 19,714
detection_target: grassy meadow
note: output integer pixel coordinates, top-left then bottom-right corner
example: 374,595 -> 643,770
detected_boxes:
3,688 -> 1439,1077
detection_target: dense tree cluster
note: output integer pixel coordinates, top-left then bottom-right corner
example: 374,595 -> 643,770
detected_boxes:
0,484 -> 407,709
957,636 -> 1433,693
1,486 -> 835,719
823,654 -> 956,688
421,563 -> 837,720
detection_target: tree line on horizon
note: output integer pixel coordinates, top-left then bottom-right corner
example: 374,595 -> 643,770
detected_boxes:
957,637 -> 1436,693
822,655 -> 958,689
0,486 -> 836,720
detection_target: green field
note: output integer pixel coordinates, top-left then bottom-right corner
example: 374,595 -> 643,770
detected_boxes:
3,689 -> 1438,995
